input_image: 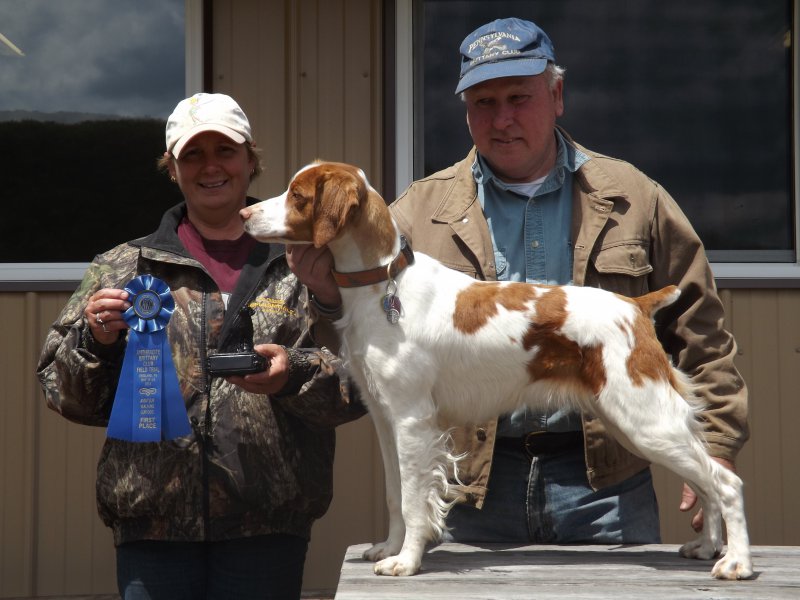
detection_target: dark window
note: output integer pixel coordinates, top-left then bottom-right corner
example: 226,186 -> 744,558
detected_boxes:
417,0 -> 795,262
0,0 -> 186,264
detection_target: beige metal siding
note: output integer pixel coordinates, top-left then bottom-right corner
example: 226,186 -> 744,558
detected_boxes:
2,291 -> 116,597
213,0 -> 384,200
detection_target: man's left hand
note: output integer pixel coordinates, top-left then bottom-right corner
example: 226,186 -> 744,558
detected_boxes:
679,456 -> 736,531
286,244 -> 342,308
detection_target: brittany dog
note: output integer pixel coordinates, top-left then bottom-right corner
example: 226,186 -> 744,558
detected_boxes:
240,161 -> 752,580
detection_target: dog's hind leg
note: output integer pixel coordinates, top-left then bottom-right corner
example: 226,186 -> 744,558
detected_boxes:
362,402 -> 406,563
593,381 -> 752,580
373,400 -> 451,576
667,452 -> 752,579
706,463 -> 752,579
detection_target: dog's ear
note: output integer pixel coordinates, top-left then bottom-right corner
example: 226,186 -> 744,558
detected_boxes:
311,169 -> 363,247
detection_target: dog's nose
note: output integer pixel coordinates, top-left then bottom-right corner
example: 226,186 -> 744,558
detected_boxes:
240,207 -> 252,221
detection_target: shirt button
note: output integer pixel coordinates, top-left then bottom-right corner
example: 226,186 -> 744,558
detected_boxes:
531,240 -> 540,248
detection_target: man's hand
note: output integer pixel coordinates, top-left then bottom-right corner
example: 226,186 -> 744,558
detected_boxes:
285,244 -> 342,308
679,456 -> 736,531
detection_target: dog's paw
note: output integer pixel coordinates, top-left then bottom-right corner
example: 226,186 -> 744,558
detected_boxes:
362,541 -> 400,562
679,537 -> 720,561
711,552 -> 753,580
373,553 -> 421,576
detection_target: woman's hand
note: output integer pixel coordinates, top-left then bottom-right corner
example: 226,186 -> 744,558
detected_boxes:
226,344 -> 289,395
85,288 -> 131,345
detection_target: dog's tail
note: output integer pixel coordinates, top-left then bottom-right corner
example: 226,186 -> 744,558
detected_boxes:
632,285 -> 706,416
632,285 -> 680,318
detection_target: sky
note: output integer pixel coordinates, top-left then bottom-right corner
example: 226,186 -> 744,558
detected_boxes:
0,0 -> 185,119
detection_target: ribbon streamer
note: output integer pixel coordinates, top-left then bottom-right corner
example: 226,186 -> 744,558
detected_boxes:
107,275 -> 191,442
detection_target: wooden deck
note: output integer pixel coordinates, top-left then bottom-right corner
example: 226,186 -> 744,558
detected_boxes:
335,543 -> 800,599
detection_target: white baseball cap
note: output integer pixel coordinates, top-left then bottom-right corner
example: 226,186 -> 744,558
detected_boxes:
165,93 -> 253,158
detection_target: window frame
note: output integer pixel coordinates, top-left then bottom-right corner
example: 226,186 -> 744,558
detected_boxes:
393,0 -> 800,288
0,0 -> 205,292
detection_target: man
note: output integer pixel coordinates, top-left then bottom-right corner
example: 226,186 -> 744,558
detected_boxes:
291,17 -> 748,544
385,17 -> 749,544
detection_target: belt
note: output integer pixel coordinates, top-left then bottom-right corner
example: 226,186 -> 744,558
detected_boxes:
496,430 -> 584,459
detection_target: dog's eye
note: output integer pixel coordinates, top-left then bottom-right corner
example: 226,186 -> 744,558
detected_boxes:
291,191 -> 307,208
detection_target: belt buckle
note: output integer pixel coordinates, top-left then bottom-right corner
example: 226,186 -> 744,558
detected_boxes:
523,430 -> 547,459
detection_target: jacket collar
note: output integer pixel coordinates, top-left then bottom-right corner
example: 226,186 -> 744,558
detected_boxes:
429,147 -> 482,224
557,127 -> 627,201
129,199 -> 285,343
428,129 -> 629,216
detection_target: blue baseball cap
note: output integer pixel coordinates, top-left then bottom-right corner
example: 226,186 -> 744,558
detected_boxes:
455,18 -> 556,94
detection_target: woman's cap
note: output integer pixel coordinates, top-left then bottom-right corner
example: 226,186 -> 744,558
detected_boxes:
166,93 -> 252,158
455,18 -> 556,95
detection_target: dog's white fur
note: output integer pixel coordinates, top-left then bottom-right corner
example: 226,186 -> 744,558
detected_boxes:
241,161 -> 752,580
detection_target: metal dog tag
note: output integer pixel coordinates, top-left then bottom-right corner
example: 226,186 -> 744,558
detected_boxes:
382,294 -> 402,324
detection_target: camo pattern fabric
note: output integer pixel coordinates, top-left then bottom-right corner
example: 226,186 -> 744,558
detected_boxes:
37,203 -> 365,545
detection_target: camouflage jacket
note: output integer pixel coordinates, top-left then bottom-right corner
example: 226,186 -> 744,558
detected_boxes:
37,202 -> 365,545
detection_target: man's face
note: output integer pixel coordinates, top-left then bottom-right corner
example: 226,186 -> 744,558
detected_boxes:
464,74 -> 564,183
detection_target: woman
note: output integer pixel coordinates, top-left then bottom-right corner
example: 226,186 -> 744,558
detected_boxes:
37,93 -> 364,600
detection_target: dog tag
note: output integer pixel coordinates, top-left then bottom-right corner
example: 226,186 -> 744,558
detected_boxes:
382,294 -> 402,324
382,293 -> 394,312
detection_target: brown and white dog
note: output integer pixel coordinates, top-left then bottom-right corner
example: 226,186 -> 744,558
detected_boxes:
241,161 -> 752,580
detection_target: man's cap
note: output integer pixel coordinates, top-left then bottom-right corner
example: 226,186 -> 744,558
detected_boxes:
455,18 -> 556,95
165,93 -> 252,158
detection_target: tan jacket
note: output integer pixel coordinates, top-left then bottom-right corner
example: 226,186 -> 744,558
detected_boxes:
390,135 -> 748,507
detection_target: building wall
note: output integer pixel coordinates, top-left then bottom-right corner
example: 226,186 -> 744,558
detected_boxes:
1,0 -> 799,597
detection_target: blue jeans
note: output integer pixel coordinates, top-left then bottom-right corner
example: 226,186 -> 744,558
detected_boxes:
443,441 -> 661,544
116,535 -> 308,600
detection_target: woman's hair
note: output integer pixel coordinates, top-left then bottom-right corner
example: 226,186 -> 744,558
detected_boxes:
157,142 -> 264,182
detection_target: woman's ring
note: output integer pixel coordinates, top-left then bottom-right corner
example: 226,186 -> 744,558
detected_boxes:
95,313 -> 104,325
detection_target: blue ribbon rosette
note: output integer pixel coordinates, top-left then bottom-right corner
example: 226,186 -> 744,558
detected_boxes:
107,274 -> 191,442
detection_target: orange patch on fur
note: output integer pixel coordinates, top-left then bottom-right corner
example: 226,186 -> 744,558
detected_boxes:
453,282 -> 538,334
289,162 -> 396,264
623,287 -> 680,388
454,284 -> 606,394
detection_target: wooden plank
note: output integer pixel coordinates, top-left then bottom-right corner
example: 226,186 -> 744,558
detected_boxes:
336,544 -> 800,599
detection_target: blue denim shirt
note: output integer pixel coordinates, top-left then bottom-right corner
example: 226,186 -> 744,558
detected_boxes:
473,131 -> 591,436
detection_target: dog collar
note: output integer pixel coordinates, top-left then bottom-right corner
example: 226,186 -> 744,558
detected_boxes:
332,236 -> 415,288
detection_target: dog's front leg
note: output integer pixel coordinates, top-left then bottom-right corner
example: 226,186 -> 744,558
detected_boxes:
362,403 -> 406,562
373,407 -> 450,576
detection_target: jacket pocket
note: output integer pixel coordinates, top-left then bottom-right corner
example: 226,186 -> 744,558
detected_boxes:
592,241 -> 653,277
589,241 -> 652,296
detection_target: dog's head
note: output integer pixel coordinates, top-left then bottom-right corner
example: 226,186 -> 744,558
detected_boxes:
242,161 -> 367,247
